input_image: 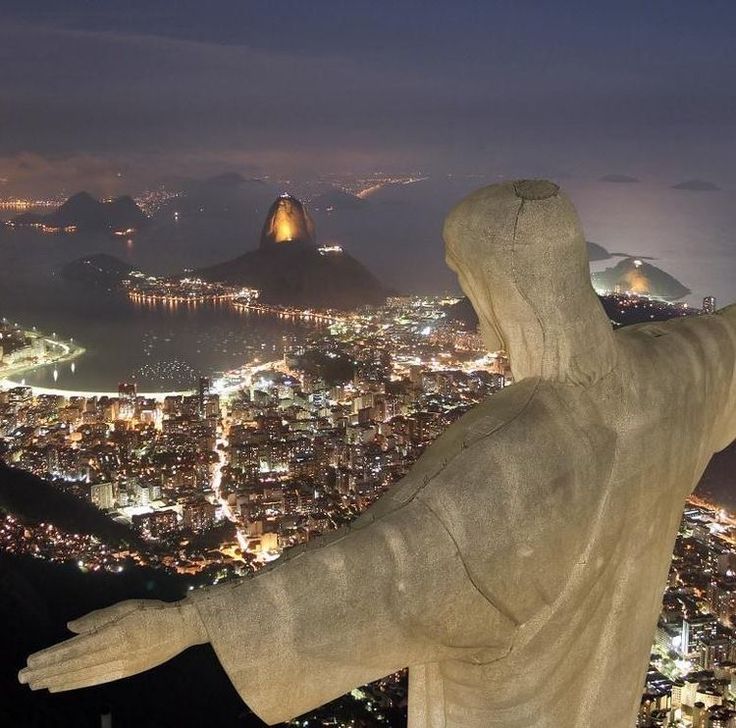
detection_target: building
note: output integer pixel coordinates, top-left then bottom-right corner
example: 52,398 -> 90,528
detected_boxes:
708,705 -> 736,727
182,500 -> 217,533
90,481 -> 115,511
703,296 -> 717,315
132,510 -> 179,540
118,382 -> 137,399
710,578 -> 736,626
198,376 -> 211,416
118,382 -> 137,419
682,614 -> 719,656
700,637 -> 734,670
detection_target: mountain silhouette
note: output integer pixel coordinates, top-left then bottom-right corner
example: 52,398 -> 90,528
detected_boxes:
599,174 -> 640,184
197,193 -> 390,308
671,179 -> 721,192
13,192 -> 148,232
592,257 -> 690,300
0,461 -> 139,547
310,187 -> 367,212
61,253 -> 136,285
586,241 -> 611,261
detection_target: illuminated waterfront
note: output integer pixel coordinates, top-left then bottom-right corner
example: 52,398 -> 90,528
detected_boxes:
1,282 -> 308,392
124,272 -> 259,306
0,221 -> 312,392
0,324 -> 85,382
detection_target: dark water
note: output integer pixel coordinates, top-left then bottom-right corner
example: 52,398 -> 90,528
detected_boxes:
0,226 -> 306,391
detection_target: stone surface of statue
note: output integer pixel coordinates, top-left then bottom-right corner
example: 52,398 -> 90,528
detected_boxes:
19,180 -> 736,728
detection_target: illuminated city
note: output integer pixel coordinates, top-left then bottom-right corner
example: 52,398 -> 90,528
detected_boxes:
2,3 -> 736,727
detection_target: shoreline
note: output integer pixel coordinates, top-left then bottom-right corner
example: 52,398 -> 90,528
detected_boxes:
0,378 -> 195,400
0,330 -> 86,383
1,349 -> 286,400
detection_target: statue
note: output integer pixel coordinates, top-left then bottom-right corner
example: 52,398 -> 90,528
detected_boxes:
19,180 -> 736,727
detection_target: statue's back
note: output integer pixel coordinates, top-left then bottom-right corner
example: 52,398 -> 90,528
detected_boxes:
405,307 -> 736,727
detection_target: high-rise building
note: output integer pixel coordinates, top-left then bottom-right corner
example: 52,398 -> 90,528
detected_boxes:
90,482 -> 115,511
709,578 -> 736,626
708,705 -> 736,727
132,510 -> 179,540
182,500 -> 217,533
198,376 -> 211,416
681,614 -> 718,656
118,382 -> 137,419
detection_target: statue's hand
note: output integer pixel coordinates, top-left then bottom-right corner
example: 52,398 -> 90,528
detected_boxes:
18,599 -> 208,692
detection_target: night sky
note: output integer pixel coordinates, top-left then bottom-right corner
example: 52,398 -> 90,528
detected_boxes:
1,1 -> 736,194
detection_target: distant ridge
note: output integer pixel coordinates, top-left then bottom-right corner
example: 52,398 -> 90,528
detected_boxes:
671,179 -> 721,192
592,257 -> 690,300
310,187 -> 367,212
203,172 -> 252,187
159,173 -> 277,222
12,191 -> 148,232
61,253 -> 136,285
586,241 -> 611,261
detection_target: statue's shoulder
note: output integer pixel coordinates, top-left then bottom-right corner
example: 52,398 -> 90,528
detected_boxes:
413,378 -> 615,625
618,304 -> 736,348
364,377 -> 602,522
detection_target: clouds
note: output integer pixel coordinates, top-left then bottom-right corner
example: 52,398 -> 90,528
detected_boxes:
0,1 -> 735,190
0,26 -> 366,187
0,21 -> 467,177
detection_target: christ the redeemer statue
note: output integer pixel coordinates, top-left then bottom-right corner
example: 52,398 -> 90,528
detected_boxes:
19,180 -> 736,727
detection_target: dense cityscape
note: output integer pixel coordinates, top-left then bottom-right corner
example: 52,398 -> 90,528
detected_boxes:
0,294 -> 505,573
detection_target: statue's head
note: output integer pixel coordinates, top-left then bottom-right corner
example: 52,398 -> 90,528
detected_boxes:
444,179 -> 617,384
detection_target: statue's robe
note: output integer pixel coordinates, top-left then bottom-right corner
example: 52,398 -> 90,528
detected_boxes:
191,305 -> 736,727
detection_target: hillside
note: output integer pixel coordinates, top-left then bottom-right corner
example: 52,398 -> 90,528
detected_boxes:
197,243 -> 391,309
592,257 -> 691,300
61,253 -> 136,286
0,462 -> 139,547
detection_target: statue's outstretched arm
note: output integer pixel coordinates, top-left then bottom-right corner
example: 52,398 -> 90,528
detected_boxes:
620,302 -> 736,455
20,498 -> 514,724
